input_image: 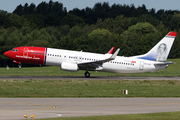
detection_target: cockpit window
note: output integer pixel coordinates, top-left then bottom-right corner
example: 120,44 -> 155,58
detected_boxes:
12,49 -> 18,52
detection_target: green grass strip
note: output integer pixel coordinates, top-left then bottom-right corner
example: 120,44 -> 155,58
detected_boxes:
0,79 -> 180,97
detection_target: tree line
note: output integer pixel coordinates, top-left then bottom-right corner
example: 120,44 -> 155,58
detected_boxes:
0,0 -> 180,67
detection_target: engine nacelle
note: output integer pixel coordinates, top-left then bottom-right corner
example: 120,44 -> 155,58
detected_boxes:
61,62 -> 78,72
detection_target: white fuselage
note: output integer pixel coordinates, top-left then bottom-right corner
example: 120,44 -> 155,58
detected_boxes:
45,48 -> 167,73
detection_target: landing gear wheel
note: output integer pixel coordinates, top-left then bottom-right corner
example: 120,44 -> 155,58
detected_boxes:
18,64 -> 22,69
85,72 -> 90,77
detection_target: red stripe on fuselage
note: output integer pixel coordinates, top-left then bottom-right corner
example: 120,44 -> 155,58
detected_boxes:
6,46 -> 46,65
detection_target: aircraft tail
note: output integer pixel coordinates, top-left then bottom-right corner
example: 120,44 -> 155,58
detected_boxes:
132,32 -> 177,62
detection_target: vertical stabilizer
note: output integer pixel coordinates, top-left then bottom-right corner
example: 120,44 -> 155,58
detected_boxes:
133,32 -> 177,62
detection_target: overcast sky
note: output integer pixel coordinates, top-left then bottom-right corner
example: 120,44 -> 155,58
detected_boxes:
1,0 -> 180,13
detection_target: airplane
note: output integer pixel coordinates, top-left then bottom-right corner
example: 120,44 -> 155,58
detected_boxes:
4,31 -> 176,77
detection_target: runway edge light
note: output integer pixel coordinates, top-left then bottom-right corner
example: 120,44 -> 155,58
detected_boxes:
31,114 -> 34,120
24,115 -> 27,120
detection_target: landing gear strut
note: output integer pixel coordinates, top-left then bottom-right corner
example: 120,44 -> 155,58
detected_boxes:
18,64 -> 22,69
18,63 -> 22,69
85,71 -> 90,77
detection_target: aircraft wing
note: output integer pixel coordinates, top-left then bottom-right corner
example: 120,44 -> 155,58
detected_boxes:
78,48 -> 120,70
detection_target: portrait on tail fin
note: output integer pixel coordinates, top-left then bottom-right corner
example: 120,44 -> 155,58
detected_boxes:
156,43 -> 167,62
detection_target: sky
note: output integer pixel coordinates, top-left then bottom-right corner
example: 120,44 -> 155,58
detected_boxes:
0,0 -> 180,13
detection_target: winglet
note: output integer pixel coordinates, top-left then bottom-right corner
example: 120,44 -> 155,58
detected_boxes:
110,48 -> 120,60
107,47 -> 115,54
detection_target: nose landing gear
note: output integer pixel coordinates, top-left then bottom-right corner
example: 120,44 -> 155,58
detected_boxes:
18,64 -> 22,69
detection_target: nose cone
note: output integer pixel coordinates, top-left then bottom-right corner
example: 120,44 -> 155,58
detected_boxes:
4,51 -> 11,58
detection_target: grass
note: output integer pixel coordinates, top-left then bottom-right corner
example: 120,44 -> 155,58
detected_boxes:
36,111 -> 180,120
1,59 -> 180,76
0,79 -> 180,97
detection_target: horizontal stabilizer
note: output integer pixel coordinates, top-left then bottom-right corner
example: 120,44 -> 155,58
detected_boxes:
154,61 -> 173,65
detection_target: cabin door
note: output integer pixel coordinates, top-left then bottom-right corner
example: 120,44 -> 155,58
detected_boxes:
139,61 -> 144,70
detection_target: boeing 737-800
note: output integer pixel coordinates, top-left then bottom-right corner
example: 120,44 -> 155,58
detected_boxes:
4,32 -> 176,77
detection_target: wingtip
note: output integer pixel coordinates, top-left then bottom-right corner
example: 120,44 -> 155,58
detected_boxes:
108,47 -> 115,54
111,48 -> 120,59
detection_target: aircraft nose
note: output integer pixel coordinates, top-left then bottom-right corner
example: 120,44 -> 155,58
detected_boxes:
4,51 -> 11,57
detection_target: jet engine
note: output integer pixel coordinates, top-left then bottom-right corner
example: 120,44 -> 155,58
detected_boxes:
61,62 -> 78,72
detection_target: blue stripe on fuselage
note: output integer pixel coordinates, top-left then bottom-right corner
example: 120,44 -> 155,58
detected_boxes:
44,48 -> 47,65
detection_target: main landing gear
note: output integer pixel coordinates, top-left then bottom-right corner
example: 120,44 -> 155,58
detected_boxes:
85,71 -> 90,77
